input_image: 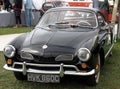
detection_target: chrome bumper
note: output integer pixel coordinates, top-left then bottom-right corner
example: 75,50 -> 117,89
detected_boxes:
3,62 -> 95,77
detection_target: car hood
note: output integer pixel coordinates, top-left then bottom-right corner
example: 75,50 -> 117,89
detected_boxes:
22,28 -> 98,56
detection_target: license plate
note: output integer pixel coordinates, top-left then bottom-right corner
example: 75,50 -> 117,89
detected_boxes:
27,73 -> 60,83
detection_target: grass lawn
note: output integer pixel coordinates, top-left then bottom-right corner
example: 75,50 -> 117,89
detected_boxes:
0,27 -> 33,35
0,40 -> 120,89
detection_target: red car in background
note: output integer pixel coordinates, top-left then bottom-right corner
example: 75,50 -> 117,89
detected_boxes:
67,0 -> 118,23
68,0 -> 93,7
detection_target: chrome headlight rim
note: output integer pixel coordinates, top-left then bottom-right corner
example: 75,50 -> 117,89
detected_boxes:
77,48 -> 91,62
3,45 -> 16,58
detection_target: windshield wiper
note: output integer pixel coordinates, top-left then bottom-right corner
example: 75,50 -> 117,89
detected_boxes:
70,24 -> 94,29
48,22 -> 70,29
48,22 -> 69,28
55,21 -> 69,24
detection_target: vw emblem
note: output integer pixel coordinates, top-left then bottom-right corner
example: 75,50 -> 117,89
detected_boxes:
42,45 -> 48,49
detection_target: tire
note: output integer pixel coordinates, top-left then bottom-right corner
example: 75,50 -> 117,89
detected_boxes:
14,72 -> 27,80
110,28 -> 113,44
109,51 -> 112,57
86,54 -> 101,86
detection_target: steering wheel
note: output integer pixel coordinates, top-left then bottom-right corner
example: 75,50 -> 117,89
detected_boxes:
77,21 -> 91,26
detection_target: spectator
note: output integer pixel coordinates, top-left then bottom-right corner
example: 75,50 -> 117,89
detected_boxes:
39,7 -> 45,17
13,0 -> 22,28
93,0 -> 99,9
9,0 -> 13,4
98,0 -> 109,22
24,0 -> 33,27
99,0 -> 109,11
0,0 -> 3,10
3,0 -> 12,11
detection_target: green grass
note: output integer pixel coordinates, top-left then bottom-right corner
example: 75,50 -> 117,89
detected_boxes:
0,27 -> 33,35
0,40 -> 120,89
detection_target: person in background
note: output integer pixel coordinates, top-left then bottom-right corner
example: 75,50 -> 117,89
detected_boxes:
13,0 -> 22,28
24,0 -> 33,27
0,0 -> 3,11
98,0 -> 109,22
3,0 -> 12,11
93,0 -> 99,9
9,0 -> 13,4
39,6 -> 45,17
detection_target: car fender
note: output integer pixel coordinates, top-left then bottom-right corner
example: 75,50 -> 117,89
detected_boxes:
80,35 -> 99,52
8,33 -> 28,49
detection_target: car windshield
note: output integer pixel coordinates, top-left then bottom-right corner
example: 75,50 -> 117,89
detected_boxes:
36,10 -> 97,30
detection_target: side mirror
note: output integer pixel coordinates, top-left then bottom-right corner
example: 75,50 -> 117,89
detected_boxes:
101,24 -> 109,31
99,20 -> 106,26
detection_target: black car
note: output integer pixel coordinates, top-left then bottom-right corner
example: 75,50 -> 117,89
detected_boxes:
3,7 -> 114,86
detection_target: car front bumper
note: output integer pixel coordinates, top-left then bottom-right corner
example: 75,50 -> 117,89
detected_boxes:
3,62 -> 95,77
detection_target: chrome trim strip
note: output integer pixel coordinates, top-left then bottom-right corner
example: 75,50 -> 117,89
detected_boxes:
60,63 -> 64,77
105,43 -> 114,58
3,62 -> 95,76
23,62 -> 27,75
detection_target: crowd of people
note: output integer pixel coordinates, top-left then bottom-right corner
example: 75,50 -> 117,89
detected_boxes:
0,0 -> 69,28
0,0 -> 12,11
0,0 -> 40,28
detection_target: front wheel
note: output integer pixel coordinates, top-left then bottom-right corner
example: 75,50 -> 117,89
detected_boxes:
86,54 -> 101,86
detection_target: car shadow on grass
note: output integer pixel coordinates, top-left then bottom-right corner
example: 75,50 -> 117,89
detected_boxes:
20,75 -> 89,89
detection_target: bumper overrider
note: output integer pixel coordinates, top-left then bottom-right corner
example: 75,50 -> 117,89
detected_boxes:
3,62 -> 95,77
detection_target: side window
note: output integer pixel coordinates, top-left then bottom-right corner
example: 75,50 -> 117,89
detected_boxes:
97,13 -> 106,26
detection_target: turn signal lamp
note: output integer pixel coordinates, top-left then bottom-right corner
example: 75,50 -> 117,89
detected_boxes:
96,64 -> 99,69
7,59 -> 12,65
81,63 -> 87,69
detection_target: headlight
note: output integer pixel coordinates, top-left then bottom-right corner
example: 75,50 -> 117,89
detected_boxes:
3,45 -> 16,58
77,48 -> 91,62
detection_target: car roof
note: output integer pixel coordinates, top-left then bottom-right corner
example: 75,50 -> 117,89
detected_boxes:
46,7 -> 99,13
